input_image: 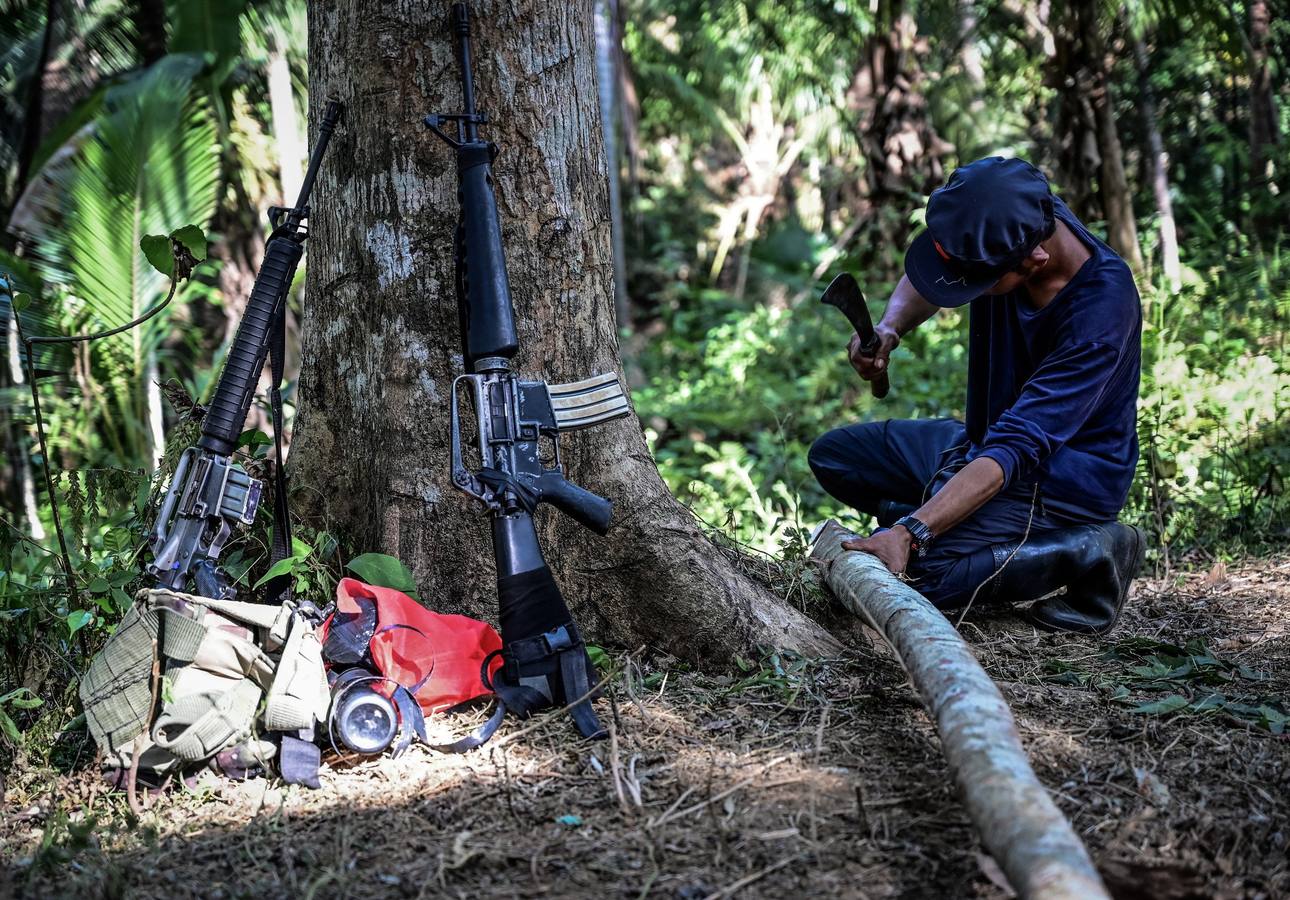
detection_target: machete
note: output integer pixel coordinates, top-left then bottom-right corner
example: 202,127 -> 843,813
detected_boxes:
821,272 -> 890,399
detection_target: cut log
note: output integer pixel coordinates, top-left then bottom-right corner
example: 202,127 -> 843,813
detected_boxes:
811,520 -> 1109,900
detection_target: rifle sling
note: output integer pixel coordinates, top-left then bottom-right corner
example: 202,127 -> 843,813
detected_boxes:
264,291 -> 293,606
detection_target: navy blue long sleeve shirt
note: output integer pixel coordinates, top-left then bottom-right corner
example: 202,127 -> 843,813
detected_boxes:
963,197 -> 1142,522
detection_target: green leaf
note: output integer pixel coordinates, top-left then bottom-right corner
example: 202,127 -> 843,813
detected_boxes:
587,645 -> 608,670
140,234 -> 174,278
12,292 -> 31,313
346,553 -> 418,597
112,588 -> 133,613
291,536 -> 313,559
86,576 -> 111,594
314,531 -> 339,561
0,687 -> 40,706
1257,705 -> 1288,725
0,710 -> 18,743
1192,693 -> 1226,711
103,528 -> 134,554
169,224 -> 208,262
1129,694 -> 1190,715
66,610 -> 94,637
237,429 -> 272,448
253,555 -> 304,589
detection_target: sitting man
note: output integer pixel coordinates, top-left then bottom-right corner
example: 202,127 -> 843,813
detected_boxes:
809,156 -> 1146,634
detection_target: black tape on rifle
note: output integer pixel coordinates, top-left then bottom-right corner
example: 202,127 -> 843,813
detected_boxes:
493,566 -> 604,739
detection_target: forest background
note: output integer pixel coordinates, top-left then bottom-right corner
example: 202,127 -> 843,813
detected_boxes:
0,0 -> 1286,753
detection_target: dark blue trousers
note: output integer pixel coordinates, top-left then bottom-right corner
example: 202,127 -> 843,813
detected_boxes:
808,419 -> 1093,609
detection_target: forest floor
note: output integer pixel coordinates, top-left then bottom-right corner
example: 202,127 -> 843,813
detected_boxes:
3,554 -> 1288,899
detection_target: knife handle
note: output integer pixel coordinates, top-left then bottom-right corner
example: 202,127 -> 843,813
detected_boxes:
857,335 -> 891,399
870,370 -> 890,400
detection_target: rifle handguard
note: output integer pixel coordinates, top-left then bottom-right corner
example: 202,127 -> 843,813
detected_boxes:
199,237 -> 303,454
534,472 -> 612,535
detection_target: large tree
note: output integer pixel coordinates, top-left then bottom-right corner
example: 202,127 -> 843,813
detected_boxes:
295,0 -> 838,662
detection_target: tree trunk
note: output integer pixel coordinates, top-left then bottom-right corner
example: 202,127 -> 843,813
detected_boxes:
131,0 -> 167,66
1248,0 -> 1280,230
1050,0 -> 1143,272
812,522 -> 1110,900
593,0 -> 629,335
1131,30 -> 1180,292
847,2 -> 952,271
1079,3 -> 1143,272
295,0 -> 839,664
3,305 -> 46,539
267,35 -> 306,208
13,0 -> 59,203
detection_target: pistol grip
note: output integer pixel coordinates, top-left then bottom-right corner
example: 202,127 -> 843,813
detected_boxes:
536,472 -> 613,535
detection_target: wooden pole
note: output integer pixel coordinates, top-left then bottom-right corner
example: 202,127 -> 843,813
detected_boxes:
811,520 -> 1109,900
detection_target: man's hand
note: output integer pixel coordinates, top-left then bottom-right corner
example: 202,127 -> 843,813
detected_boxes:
848,326 -> 900,384
842,525 -> 913,575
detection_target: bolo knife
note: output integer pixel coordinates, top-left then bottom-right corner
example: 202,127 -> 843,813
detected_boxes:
821,273 -> 890,399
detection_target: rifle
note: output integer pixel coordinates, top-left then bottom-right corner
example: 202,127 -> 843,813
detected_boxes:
425,3 -> 629,739
148,101 -> 342,605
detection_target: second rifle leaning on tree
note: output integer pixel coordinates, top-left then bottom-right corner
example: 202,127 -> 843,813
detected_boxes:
422,1 -> 631,740
149,101 -> 342,613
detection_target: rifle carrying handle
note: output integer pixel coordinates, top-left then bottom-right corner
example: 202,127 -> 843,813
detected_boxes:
536,472 -> 613,536
199,238 -> 304,454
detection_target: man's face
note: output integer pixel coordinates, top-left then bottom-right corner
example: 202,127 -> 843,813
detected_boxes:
982,244 -> 1050,296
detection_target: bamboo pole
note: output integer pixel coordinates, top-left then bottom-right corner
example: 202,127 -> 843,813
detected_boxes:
811,520 -> 1109,900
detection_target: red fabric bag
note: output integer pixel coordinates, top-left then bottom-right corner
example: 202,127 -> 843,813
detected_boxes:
325,578 -> 503,714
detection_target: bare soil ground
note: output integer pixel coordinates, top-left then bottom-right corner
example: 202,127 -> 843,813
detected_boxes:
3,555 -> 1288,899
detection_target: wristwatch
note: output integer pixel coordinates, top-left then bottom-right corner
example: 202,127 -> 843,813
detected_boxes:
893,514 -> 935,560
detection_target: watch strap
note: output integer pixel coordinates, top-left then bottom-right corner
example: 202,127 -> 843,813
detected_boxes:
894,514 -> 935,558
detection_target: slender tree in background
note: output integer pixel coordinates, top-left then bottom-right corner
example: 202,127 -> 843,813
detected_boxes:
1050,0 -> 1144,272
1131,24 -> 1181,291
1246,0 -> 1280,232
594,0 -> 630,333
12,0 -> 58,200
849,0 -> 952,255
295,0 -> 838,662
131,0 -> 167,66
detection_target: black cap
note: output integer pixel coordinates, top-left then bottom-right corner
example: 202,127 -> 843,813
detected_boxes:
904,157 -> 1055,307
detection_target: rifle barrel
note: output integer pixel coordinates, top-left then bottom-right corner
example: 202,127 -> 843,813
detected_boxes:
452,3 -> 479,142
289,101 -> 342,227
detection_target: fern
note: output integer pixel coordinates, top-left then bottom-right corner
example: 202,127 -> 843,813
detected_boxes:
12,53 -> 220,467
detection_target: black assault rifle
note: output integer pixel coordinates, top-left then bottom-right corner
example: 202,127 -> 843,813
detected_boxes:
425,3 -> 629,739
148,101 -> 342,604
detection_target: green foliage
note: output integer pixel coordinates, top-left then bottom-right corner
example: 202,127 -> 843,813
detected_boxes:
140,225 -> 209,280
1047,637 -> 1288,733
14,54 -> 220,466
628,0 -> 1289,560
345,553 -> 420,600
0,687 -> 43,744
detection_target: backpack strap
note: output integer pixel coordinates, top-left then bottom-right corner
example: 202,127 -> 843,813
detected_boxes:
427,699 -> 507,754
151,679 -> 263,762
264,610 -> 330,732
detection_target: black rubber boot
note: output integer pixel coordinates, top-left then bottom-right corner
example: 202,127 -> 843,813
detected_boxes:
987,522 -> 1147,635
